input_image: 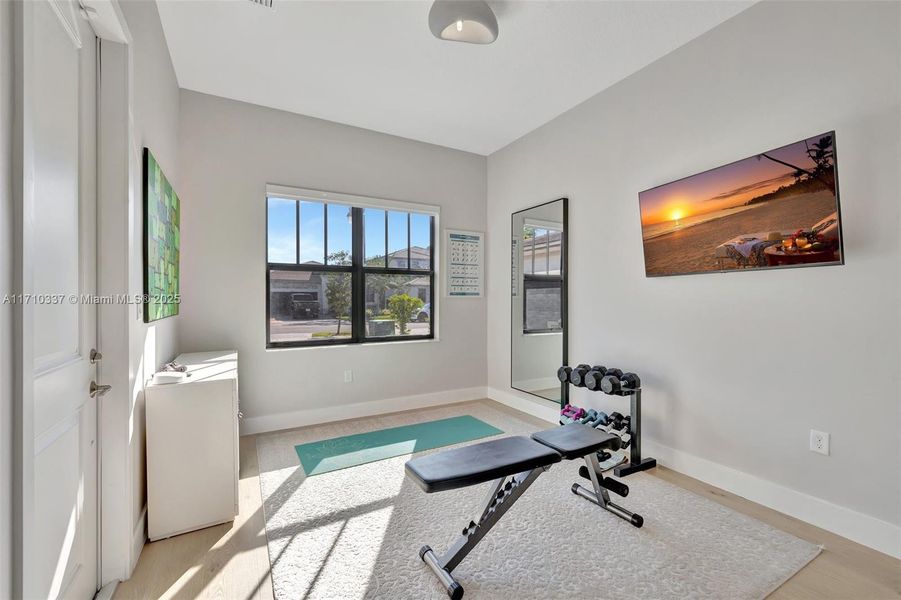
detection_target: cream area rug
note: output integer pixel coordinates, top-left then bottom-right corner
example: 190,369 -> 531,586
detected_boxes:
256,403 -> 820,600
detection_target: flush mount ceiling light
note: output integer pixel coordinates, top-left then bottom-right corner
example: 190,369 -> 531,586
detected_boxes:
428,0 -> 498,45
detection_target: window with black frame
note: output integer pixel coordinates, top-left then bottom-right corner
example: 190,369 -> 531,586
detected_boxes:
522,226 -> 563,333
266,194 -> 435,347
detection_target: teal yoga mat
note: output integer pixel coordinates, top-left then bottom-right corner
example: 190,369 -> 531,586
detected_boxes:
295,415 -> 503,476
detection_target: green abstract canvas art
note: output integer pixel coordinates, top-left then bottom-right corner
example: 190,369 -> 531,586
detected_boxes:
143,148 -> 180,322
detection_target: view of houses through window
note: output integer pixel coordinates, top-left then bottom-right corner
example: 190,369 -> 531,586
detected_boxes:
267,195 -> 434,346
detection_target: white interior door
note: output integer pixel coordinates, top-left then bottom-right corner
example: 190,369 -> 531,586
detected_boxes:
26,0 -> 99,597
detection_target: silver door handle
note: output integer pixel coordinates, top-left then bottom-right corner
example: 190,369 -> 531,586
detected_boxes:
90,381 -> 112,398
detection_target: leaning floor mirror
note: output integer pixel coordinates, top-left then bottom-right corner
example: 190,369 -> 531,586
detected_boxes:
511,198 -> 567,405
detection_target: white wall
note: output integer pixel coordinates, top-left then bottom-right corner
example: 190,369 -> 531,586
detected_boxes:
0,0 -> 13,594
120,0 -> 181,548
177,90 -> 487,432
487,1 -> 900,554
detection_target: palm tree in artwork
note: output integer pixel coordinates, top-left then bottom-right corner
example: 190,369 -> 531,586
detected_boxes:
757,135 -> 835,193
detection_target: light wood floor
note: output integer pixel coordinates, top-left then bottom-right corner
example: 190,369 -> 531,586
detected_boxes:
114,399 -> 901,600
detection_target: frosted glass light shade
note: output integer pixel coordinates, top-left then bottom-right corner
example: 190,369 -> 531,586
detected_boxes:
428,0 -> 498,45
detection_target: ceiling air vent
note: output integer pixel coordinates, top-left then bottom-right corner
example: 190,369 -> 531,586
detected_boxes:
247,0 -> 273,8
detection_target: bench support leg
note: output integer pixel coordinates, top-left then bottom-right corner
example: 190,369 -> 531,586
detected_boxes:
420,546 -> 464,600
418,466 -> 548,599
572,452 -> 644,528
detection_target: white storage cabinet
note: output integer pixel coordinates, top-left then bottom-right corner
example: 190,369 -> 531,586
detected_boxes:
145,351 -> 240,541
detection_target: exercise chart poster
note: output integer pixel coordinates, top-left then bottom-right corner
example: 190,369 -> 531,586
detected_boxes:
446,230 -> 484,297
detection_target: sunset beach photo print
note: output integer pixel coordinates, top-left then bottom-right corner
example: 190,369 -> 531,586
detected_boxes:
639,132 -> 842,277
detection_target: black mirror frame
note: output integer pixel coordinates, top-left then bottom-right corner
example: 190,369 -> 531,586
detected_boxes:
510,197 -> 568,408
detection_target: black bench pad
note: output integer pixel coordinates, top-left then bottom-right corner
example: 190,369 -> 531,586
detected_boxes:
405,436 -> 562,493
531,423 -> 621,459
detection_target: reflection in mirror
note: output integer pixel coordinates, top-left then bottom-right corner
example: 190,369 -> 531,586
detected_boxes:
511,199 -> 566,404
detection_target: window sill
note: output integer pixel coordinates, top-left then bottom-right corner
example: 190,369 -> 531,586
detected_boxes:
265,336 -> 439,352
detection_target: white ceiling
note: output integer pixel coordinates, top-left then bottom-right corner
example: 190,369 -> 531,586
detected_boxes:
158,0 -> 753,155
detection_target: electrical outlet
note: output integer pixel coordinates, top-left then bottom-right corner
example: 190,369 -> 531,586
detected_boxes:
343,369 -> 353,383
809,430 -> 830,456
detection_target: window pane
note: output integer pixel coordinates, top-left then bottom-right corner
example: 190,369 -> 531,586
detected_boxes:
410,213 -> 431,270
523,276 -> 562,332
269,269 -> 353,342
364,208 -> 386,267
532,228 -> 548,274
299,201 -> 324,264
387,211 -> 409,269
521,226 -> 534,275
365,273 -> 431,338
326,203 -> 352,265
547,229 -> 562,274
267,198 -> 296,263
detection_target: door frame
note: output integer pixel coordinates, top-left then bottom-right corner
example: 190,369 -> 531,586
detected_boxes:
94,3 -> 143,586
11,0 -> 37,593
11,0 -> 133,596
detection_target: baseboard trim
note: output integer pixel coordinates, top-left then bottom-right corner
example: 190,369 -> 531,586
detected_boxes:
486,386 -> 559,423
485,386 -> 900,558
241,386 -> 489,435
510,377 -> 559,393
93,580 -> 118,600
642,439 -> 901,559
129,505 -> 147,576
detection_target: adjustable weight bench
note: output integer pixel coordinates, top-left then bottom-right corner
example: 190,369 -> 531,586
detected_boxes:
404,423 -> 644,599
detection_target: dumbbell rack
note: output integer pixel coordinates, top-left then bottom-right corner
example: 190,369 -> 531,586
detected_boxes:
561,365 -> 656,478
610,385 -> 657,478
